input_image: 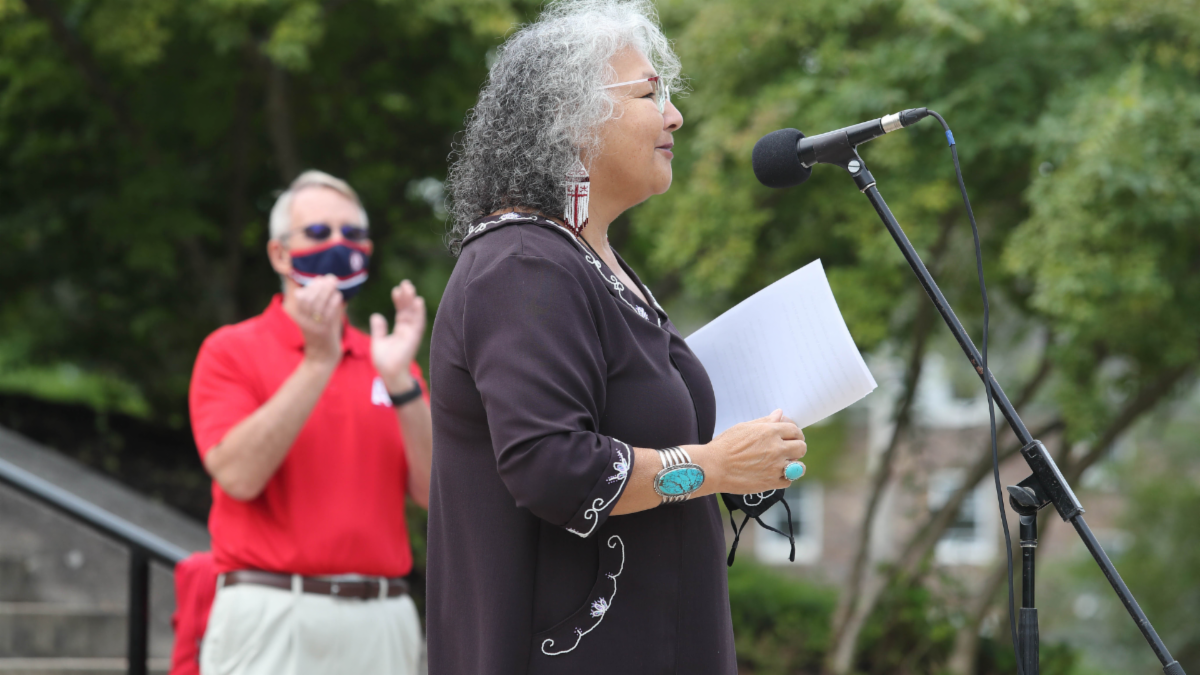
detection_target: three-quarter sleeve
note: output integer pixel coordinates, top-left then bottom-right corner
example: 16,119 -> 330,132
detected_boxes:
462,253 -> 633,537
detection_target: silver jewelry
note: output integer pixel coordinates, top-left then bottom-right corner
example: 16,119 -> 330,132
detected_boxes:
652,446 -> 705,505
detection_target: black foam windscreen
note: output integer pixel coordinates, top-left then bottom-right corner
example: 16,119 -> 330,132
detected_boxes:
752,128 -> 811,189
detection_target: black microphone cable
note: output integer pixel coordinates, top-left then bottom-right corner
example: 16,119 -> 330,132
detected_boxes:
925,109 -> 1023,675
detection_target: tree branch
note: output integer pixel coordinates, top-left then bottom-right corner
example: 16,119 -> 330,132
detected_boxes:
1062,365 -> 1192,485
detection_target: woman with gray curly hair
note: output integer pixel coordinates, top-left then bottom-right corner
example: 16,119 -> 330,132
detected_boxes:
426,1 -> 806,672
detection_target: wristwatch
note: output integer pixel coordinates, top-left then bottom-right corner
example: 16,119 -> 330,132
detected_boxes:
652,446 -> 705,504
388,380 -> 423,407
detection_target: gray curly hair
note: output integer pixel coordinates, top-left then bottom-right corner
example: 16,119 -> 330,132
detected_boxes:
445,0 -> 682,253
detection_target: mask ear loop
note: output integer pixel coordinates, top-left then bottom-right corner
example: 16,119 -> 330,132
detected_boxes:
750,497 -> 796,563
726,499 -> 797,567
726,510 -> 754,567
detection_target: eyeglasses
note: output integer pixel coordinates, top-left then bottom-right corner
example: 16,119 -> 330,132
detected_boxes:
600,75 -> 670,114
289,224 -> 369,242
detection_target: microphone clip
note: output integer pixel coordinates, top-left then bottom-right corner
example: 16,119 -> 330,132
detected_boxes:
801,139 -> 877,193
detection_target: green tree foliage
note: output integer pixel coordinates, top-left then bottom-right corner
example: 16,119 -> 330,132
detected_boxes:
727,560 -> 836,674
0,0 -> 528,418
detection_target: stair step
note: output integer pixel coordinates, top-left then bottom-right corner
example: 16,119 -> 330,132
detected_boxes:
0,604 -> 126,658
0,657 -> 169,673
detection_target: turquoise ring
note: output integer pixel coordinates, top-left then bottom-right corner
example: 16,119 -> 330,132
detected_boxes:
784,461 -> 806,482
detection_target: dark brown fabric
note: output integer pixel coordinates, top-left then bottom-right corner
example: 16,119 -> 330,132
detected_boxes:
427,214 -> 736,675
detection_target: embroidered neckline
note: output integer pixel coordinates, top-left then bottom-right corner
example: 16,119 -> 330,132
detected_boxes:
463,212 -> 665,328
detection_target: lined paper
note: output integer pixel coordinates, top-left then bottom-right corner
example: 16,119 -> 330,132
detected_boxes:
686,259 -> 877,434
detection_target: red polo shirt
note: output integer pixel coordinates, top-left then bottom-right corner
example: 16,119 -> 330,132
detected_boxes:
189,295 -> 422,577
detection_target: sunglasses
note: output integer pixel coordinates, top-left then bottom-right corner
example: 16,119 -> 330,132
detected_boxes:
294,223 -> 369,242
600,75 -> 671,115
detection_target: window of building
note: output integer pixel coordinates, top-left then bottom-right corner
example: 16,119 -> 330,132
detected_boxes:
753,481 -> 823,565
928,469 -> 996,565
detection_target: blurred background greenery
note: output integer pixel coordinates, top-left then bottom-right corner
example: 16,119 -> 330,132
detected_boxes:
0,0 -> 1197,673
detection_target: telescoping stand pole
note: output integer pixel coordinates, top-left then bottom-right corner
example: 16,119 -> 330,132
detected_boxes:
818,143 -> 1184,675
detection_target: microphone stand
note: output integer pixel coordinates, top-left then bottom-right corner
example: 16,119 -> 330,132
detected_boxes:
815,141 -> 1185,675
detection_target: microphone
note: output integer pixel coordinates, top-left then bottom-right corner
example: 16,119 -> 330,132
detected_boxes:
752,108 -> 930,188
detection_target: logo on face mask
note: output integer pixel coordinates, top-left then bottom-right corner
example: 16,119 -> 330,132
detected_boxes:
289,242 -> 371,300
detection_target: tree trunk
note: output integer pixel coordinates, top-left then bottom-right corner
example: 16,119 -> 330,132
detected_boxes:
217,45 -> 257,325
264,57 -> 302,183
826,218 -> 957,675
946,538 -> 1016,675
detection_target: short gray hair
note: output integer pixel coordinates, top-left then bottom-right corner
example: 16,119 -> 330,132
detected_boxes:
445,0 -> 682,253
269,170 -> 369,240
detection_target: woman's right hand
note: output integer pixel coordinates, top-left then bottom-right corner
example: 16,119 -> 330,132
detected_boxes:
695,410 -> 806,495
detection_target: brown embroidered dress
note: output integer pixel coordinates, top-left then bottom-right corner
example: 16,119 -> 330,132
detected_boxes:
426,213 -> 736,675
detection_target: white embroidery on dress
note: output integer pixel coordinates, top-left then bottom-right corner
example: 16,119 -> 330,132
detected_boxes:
464,212 -> 531,241
606,447 -> 630,484
566,440 -> 632,538
589,597 -> 609,618
743,490 -> 777,507
541,535 -> 625,656
581,251 -> 661,327
466,221 -> 491,238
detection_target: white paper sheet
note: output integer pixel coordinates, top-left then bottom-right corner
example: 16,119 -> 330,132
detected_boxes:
686,259 -> 877,433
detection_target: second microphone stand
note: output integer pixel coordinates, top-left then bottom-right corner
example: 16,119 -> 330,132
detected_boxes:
814,139 -> 1184,675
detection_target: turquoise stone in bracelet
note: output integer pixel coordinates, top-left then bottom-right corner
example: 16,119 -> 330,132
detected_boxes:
785,461 -> 806,481
657,467 -> 705,496
653,446 -> 705,503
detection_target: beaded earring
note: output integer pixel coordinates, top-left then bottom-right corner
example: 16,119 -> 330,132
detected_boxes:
564,157 -> 590,236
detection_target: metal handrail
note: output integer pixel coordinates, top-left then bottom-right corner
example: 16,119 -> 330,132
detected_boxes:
0,455 -> 188,675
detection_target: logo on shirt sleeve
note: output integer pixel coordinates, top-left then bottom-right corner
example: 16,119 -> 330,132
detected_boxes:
371,377 -> 394,407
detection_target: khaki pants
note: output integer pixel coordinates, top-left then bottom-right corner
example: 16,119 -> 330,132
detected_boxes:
200,578 -> 423,675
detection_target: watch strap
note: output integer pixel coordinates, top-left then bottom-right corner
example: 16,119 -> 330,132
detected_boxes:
388,379 -> 423,407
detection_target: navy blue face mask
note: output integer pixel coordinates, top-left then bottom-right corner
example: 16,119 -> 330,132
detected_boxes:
288,242 -> 371,300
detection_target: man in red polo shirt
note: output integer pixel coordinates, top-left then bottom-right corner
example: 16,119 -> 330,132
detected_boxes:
189,170 -> 431,675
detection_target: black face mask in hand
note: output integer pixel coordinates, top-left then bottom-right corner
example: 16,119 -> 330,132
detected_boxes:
721,490 -> 795,566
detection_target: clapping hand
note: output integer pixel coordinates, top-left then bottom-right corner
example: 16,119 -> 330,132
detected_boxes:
293,275 -> 344,364
370,280 -> 427,393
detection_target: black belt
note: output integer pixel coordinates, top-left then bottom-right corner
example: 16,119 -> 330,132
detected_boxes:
222,570 -> 409,600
